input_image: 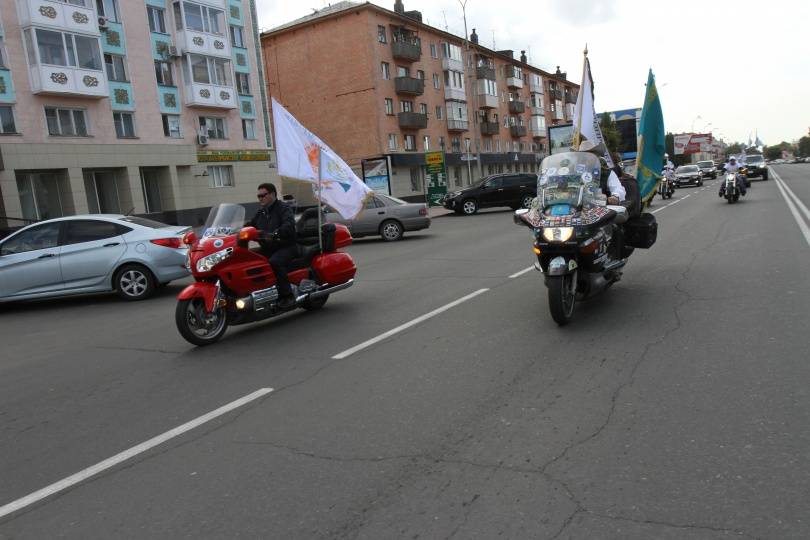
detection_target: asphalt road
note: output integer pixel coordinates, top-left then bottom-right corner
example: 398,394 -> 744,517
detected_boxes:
1,164 -> 810,539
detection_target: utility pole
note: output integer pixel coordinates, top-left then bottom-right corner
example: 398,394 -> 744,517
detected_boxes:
458,0 -> 483,184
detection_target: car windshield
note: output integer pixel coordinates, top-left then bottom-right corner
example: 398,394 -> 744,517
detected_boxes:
201,203 -> 246,238
745,156 -> 764,163
677,165 -> 699,173
119,216 -> 171,228
538,152 -> 605,208
697,162 -> 713,167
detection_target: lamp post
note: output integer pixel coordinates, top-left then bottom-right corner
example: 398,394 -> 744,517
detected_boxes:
458,0 -> 482,185
690,114 -> 702,133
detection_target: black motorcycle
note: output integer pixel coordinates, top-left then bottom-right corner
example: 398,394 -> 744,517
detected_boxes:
514,151 -> 658,325
658,169 -> 675,199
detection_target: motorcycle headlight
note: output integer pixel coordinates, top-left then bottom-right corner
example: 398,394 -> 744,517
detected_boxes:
542,227 -> 574,242
196,248 -> 233,273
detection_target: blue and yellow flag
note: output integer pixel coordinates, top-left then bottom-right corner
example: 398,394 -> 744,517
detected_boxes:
636,69 -> 666,204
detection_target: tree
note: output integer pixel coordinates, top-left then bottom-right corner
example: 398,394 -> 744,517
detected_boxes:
798,136 -> 810,157
764,145 -> 782,161
725,142 -> 744,157
598,114 -> 621,155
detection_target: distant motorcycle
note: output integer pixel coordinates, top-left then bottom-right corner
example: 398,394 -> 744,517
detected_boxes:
658,169 -> 675,199
722,172 -> 741,204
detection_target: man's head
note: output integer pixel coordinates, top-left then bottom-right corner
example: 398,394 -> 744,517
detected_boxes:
729,156 -> 737,164
257,183 -> 277,207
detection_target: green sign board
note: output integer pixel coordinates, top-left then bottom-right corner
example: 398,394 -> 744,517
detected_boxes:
425,151 -> 447,207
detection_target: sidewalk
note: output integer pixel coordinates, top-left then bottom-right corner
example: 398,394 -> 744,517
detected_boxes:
428,206 -> 454,218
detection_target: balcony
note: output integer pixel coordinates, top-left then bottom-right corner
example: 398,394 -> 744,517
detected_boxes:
394,76 -> 424,96
550,89 -> 563,100
398,111 -> 427,129
177,29 -> 231,59
392,40 -> 421,62
18,0 -> 99,35
529,79 -> 543,93
508,101 -> 525,114
480,122 -> 499,135
478,93 -> 498,109
441,57 -> 464,72
29,64 -> 108,98
476,65 -> 496,80
447,119 -> 468,132
185,82 -> 237,109
444,86 -> 466,102
531,127 -> 546,138
566,93 -> 577,104
506,76 -> 523,89
530,106 -> 544,116
510,125 -> 527,137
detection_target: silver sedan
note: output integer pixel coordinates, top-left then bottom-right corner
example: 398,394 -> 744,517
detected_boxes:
0,215 -> 190,303
324,194 -> 430,241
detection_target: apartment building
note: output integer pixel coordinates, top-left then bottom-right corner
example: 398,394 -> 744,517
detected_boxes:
0,0 -> 272,231
261,0 -> 579,201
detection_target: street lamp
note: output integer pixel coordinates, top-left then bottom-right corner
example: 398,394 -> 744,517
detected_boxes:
458,0 -> 483,185
690,114 -> 702,133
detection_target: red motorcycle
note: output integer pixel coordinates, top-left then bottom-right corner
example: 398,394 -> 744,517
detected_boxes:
175,204 -> 356,346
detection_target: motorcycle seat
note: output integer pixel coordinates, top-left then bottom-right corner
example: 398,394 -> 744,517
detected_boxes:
620,175 -> 642,218
289,243 -> 321,271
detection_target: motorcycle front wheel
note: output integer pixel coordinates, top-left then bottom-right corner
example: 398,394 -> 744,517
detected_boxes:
548,273 -> 576,326
176,298 -> 228,346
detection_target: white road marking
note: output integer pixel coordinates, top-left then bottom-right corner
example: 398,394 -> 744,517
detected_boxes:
509,266 -> 535,279
772,169 -> 810,225
0,388 -> 274,520
333,289 -> 490,359
772,170 -> 810,248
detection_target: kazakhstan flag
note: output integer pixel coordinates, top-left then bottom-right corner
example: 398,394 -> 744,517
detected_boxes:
636,69 -> 666,204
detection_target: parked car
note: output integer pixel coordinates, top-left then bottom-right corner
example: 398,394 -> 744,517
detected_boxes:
443,173 -> 538,215
696,160 -> 717,179
0,215 -> 190,303
674,165 -> 703,187
324,193 -> 429,242
743,154 -> 768,180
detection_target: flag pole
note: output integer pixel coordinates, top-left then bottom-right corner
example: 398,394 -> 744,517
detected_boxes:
317,147 -> 323,253
573,45 -> 587,149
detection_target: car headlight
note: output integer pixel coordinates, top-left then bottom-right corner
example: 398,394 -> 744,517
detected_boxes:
196,248 -> 233,272
542,227 -> 574,242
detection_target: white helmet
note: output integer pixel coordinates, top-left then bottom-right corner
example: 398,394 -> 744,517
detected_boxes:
664,153 -> 669,159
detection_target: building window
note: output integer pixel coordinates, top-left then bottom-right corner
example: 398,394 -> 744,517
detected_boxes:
208,165 -> 234,188
416,70 -> 425,80
404,134 -> 416,151
180,2 -> 225,35
0,106 -> 17,134
96,0 -> 120,22
453,166 -> 462,187
438,136 -> 445,150
396,65 -> 408,78
199,116 -> 226,139
189,54 -> 232,86
433,73 -> 440,89
236,72 -> 250,94
147,6 -> 166,33
430,43 -> 438,58
423,136 -> 430,151
400,100 -> 413,113
484,138 -> 492,152
377,25 -> 386,43
451,137 -> 460,153
45,107 -> 88,136
435,106 -> 443,120
465,138 -> 471,151
162,114 -> 182,138
419,103 -> 428,115
409,167 -> 421,191
104,53 -> 127,81
113,112 -> 135,138
0,37 -> 7,68
388,133 -> 397,150
34,29 -> 102,70
231,25 -> 245,48
384,98 -> 394,116
15,172 -> 67,222
154,60 -> 174,86
441,42 -> 463,62
242,118 -> 256,139
140,168 -> 163,213
381,62 -> 390,80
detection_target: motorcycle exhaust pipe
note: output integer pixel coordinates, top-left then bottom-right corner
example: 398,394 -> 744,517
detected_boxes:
302,279 -> 355,302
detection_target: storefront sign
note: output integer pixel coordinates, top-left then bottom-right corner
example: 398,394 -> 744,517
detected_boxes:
361,157 -> 391,195
425,151 -> 447,207
197,150 -> 271,162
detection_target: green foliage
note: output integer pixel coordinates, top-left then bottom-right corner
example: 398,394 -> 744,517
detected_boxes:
798,136 -> 810,157
764,146 -> 782,160
598,114 -> 621,155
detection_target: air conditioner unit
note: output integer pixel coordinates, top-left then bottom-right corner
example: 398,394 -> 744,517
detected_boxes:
97,16 -> 108,29
197,134 -> 209,146
168,46 -> 180,58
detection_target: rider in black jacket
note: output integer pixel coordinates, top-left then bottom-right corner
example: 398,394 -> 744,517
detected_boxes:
248,183 -> 297,308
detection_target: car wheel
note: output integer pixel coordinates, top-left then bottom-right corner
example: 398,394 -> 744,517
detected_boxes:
520,194 -> 534,209
698,180 -> 703,187
461,199 -> 478,215
762,171 -> 769,180
114,264 -> 155,301
380,219 -> 403,242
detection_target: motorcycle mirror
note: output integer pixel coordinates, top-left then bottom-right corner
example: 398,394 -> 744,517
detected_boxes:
183,231 -> 198,246
513,208 -> 530,227
238,226 -> 259,242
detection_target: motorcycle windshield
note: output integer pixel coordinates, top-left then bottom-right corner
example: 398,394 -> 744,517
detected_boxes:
201,203 -> 246,238
538,152 -> 606,209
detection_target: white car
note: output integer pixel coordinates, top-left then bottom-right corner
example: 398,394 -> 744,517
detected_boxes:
0,215 -> 190,303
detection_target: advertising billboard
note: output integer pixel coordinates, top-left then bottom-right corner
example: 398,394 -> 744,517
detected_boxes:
548,123 -> 575,155
361,157 -> 391,195
674,133 -> 713,155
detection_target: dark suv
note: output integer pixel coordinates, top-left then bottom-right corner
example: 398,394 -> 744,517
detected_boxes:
443,173 -> 537,215
696,160 -> 717,179
743,154 -> 768,180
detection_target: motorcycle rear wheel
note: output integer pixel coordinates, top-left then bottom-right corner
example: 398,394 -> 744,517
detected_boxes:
302,294 -> 329,310
548,273 -> 576,326
176,298 -> 228,346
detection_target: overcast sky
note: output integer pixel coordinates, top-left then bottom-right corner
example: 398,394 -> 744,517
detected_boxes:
255,0 -> 810,146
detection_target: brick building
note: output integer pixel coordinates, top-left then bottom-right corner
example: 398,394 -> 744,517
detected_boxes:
261,0 -> 578,201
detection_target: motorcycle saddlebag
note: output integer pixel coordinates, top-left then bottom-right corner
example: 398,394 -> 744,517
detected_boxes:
625,212 -> 657,249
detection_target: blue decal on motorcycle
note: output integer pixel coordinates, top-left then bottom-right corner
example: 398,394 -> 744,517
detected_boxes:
576,164 -> 586,174
551,205 -> 571,216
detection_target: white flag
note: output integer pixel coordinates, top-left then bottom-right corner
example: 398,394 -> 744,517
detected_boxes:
272,98 -> 372,220
572,54 -> 615,168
